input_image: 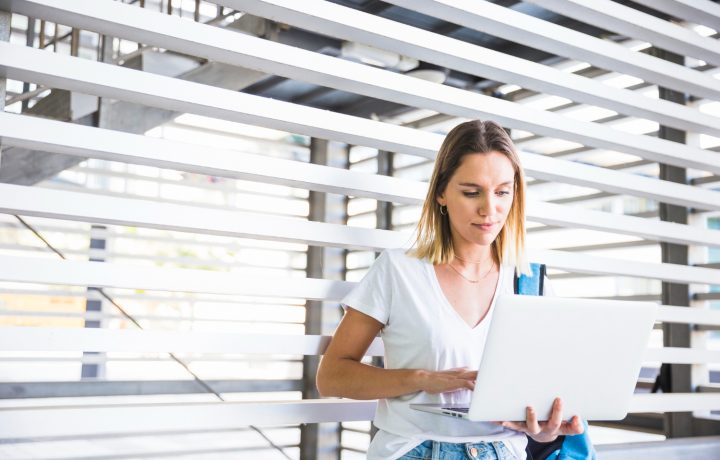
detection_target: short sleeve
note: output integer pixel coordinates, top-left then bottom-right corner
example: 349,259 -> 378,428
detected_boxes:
340,250 -> 393,325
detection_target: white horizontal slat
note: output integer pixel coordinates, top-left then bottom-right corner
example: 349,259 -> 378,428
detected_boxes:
528,0 -> 720,67
530,249 -> 720,286
3,113 -> 720,213
519,153 -> 720,212
628,393 -> 720,413
0,46 -> 439,160
0,255 -> 352,300
656,306 -> 720,326
0,400 -> 378,438
0,184 -> 412,250
1,43 -> 720,175
232,0 -> 720,135
4,328 -> 717,364
0,327 -> 385,355
1,158 -> 719,250
6,0 -> 719,138
0,113 -> 426,205
384,0 -> 720,115
643,347 -> 720,364
528,200 -> 720,248
2,246 -> 718,295
0,394 -> 718,438
632,0 -> 720,32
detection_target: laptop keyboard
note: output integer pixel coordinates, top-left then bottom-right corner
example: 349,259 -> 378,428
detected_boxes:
442,407 -> 469,413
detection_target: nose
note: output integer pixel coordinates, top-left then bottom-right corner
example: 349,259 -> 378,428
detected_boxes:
476,191 -> 495,216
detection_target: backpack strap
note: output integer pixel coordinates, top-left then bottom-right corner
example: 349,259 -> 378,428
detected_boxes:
513,263 -> 546,296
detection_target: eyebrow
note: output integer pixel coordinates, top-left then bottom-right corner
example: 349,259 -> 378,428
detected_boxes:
458,181 -> 513,187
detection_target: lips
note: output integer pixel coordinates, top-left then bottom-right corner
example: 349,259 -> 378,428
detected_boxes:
472,223 -> 496,231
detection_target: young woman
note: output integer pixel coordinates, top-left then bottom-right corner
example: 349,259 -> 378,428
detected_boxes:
316,120 -> 585,459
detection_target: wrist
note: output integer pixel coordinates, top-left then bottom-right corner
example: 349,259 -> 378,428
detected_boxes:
410,369 -> 429,392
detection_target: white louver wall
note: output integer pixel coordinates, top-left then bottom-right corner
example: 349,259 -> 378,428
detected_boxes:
0,0 -> 719,458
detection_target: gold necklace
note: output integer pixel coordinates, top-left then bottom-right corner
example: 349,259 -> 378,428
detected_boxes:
447,260 -> 495,284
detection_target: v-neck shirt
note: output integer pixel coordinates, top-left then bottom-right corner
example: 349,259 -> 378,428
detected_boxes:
340,248 -> 528,459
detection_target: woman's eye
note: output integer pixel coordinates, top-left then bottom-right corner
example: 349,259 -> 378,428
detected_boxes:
497,191 -> 511,196
462,192 -> 479,197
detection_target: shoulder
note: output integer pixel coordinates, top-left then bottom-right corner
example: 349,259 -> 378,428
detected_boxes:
375,248 -> 427,275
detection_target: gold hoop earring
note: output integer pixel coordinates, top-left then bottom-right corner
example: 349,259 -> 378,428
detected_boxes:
439,205 -> 447,216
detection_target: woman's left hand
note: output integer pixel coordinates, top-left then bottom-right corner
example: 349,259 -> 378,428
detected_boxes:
496,397 -> 585,443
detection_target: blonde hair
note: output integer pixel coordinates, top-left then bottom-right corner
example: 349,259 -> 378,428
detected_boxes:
410,120 -> 530,276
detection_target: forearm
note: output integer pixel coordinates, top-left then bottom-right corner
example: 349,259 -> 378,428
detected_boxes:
317,356 -> 424,400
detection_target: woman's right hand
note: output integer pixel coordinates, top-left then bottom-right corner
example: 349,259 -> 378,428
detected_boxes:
416,367 -> 477,394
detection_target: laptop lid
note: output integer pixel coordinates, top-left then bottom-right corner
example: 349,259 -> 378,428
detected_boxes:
467,294 -> 657,422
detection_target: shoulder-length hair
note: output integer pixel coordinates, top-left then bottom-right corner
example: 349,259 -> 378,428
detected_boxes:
409,120 -> 530,275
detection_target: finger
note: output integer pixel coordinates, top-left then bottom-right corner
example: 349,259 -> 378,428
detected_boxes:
566,415 -> 584,434
547,397 -> 563,433
558,416 -> 583,435
526,406 -> 541,435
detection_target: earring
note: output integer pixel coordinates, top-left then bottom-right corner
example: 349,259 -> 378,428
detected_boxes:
439,205 -> 447,216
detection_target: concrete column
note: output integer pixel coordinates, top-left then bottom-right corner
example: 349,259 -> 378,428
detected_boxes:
0,11 -> 10,170
651,47 -> 694,438
301,138 -> 347,460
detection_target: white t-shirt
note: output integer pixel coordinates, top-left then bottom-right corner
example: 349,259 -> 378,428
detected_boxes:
341,248 -> 551,460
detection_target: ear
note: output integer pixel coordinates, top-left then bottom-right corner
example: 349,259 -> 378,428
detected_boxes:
436,192 -> 446,207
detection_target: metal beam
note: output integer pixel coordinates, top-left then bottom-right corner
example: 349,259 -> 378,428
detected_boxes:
230,0 -> 720,136
375,0 -> 720,99
0,9 -> 9,171
632,0 -> 720,32
527,0 -> 720,67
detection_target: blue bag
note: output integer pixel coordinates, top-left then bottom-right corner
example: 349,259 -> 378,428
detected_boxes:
514,263 -> 598,460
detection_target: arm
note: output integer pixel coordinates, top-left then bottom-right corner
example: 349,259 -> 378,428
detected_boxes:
316,307 -> 476,400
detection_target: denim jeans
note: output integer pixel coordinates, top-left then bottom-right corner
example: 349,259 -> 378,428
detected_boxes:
398,440 -> 518,460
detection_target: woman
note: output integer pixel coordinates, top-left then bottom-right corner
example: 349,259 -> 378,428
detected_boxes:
316,120 -> 585,459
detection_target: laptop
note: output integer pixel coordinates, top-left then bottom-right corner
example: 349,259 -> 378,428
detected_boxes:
411,294 -> 657,422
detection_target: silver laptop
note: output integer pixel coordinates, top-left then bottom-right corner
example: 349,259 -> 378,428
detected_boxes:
411,294 -> 657,422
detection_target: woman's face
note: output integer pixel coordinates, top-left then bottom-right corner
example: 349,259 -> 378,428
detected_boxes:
437,151 -> 515,248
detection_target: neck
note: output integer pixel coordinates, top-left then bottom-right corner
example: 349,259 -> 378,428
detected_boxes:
451,238 -> 494,266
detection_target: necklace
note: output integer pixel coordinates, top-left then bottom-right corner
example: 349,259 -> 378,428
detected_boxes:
447,259 -> 495,284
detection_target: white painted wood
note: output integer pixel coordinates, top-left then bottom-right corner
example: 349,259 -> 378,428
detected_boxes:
0,184 -> 412,250
632,0 -> 720,32
0,395 -> 717,438
656,306 -> 720,326
628,393 -> 720,413
643,347 -> 720,364
3,328 -> 717,364
1,43 -> 719,174
0,255 -> 353,300
530,249 -> 720,285
1,253 -> 718,303
527,0 -> 720,67
0,327 -> 385,355
528,200 -> 720,248
3,112 -> 719,212
4,0 -> 719,137
519,153 -> 720,212
0,114 -> 427,205
0,400 -> 378,438
2,170 -> 720,251
231,0 -> 720,135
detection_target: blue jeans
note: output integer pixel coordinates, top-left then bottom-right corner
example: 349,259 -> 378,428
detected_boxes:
398,440 -> 518,460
